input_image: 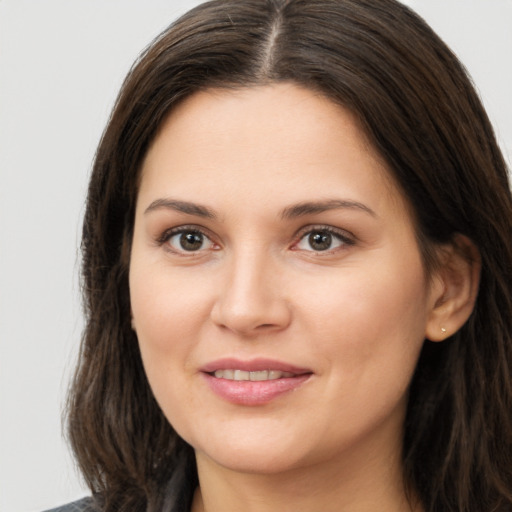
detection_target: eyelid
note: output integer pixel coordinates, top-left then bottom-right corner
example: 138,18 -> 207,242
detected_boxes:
156,224 -> 219,254
155,223 -> 355,255
291,225 -> 356,252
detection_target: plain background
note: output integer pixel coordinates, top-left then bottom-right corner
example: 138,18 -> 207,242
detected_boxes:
0,1 -> 510,511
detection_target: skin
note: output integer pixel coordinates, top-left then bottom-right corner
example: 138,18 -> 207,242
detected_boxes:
129,84 -> 475,512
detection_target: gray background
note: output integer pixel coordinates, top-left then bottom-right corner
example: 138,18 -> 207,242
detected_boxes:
1,1 -> 510,511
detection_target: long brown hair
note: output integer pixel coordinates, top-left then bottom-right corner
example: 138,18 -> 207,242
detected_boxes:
68,1 -> 512,511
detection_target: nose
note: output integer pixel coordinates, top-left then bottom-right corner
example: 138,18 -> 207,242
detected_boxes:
210,249 -> 292,337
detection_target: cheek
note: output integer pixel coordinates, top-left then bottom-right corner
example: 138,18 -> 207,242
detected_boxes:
129,270 -> 201,421
129,264 -> 209,428
130,262 -> 212,350
299,265 -> 429,438
298,255 -> 429,380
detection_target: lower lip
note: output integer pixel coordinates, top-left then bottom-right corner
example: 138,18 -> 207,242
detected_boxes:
202,373 -> 311,406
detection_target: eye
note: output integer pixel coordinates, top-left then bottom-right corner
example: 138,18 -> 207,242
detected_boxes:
294,228 -> 353,252
163,228 -> 216,253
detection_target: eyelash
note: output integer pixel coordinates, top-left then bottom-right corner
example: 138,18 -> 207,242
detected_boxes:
156,224 -> 355,255
292,225 -> 355,253
157,225 -> 216,254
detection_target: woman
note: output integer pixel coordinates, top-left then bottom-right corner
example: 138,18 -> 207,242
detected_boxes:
52,0 -> 512,511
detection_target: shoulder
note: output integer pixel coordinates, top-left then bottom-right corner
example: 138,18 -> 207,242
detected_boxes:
43,497 -> 98,512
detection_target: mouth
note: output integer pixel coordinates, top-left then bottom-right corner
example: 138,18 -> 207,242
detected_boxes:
201,358 -> 313,405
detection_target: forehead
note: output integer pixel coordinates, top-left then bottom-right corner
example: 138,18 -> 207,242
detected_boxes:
138,83 -> 404,214
148,83 -> 376,160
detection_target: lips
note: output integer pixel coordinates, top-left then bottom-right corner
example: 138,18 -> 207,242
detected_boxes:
201,358 -> 313,405
201,357 -> 311,375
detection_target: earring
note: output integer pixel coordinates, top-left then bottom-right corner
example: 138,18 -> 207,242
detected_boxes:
441,327 -> 447,334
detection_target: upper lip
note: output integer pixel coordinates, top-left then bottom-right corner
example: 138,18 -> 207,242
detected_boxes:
200,358 -> 312,375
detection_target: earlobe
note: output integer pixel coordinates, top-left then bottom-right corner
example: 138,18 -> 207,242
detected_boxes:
425,235 -> 481,342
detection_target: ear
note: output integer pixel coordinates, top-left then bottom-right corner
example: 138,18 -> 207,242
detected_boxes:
425,235 -> 481,342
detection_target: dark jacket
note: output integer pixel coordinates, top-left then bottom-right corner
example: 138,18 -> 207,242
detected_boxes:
44,497 -> 96,512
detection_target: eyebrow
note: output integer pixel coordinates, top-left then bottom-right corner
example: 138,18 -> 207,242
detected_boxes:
143,197 -> 376,220
280,199 -> 377,219
144,198 -> 216,218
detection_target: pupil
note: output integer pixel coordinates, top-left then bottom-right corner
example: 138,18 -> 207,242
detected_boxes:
309,232 -> 332,251
180,232 -> 203,251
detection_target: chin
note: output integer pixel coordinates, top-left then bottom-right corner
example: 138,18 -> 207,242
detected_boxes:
198,446 -> 309,475
185,424 -> 316,475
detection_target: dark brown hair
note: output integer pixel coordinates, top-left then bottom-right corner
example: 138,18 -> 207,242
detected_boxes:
68,1 -> 512,511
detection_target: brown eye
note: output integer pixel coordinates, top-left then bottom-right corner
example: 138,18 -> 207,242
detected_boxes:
180,232 -> 204,251
308,232 -> 333,251
167,230 -> 214,252
295,228 -> 351,252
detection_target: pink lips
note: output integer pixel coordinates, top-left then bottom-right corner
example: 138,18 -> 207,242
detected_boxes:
201,358 -> 313,406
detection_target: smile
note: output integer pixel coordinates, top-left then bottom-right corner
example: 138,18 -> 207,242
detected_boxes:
201,359 -> 312,405
213,369 -> 296,381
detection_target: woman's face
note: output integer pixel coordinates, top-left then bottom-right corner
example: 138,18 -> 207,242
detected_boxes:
130,84 -> 440,476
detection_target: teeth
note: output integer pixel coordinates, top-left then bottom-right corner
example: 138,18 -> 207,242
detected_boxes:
250,370 -> 269,381
221,369 -> 234,379
234,370 -> 250,381
213,369 -> 295,381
